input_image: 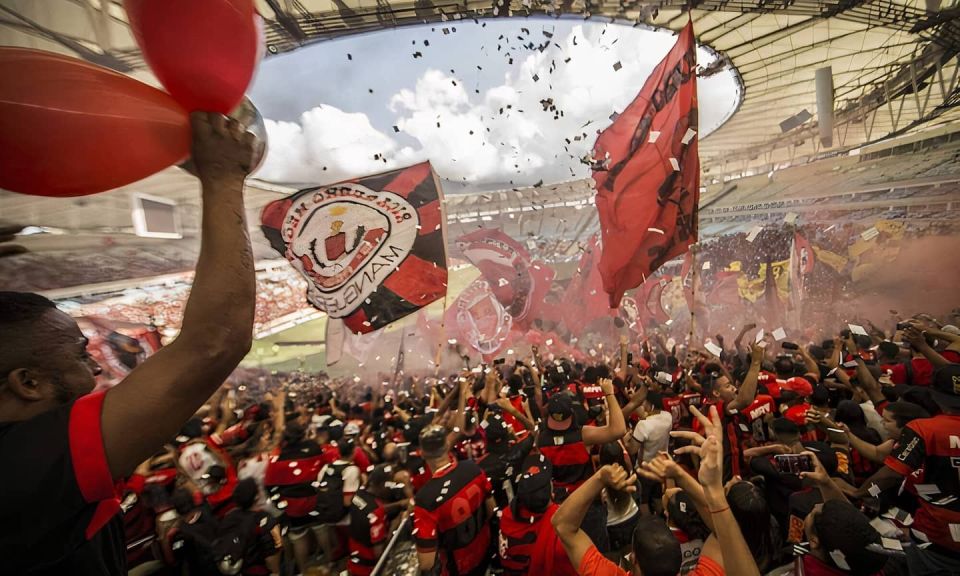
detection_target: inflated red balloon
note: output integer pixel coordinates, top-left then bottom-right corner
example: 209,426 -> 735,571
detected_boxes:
0,48 -> 191,198
124,0 -> 262,113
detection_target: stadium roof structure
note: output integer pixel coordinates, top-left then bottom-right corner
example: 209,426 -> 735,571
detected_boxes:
1,0 -> 959,291
2,0 -> 958,176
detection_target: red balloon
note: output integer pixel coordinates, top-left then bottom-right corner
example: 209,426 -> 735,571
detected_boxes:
124,0 -> 262,113
0,48 -> 190,198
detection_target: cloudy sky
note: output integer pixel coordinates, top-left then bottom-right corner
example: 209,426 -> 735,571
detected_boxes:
248,17 -> 740,192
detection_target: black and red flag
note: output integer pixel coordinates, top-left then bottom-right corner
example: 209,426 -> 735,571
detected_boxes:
592,21 -> 700,308
261,162 -> 448,334
455,229 -> 555,329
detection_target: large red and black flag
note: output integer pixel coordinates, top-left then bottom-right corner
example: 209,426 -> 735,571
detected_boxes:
592,21 -> 700,308
261,162 -> 448,334
455,229 -> 555,329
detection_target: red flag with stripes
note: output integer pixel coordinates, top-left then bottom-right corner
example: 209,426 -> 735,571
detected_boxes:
260,162 -> 447,334
592,21 -> 700,308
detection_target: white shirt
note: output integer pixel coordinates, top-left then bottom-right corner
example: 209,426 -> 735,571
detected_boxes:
319,460 -> 361,495
632,411 -> 674,464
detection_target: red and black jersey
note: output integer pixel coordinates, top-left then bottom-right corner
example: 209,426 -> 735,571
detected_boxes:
264,441 -> 324,519
501,395 -> 529,438
888,351 -> 960,387
0,391 -> 125,576
884,414 -> 960,552
537,426 -> 593,502
455,430 -> 488,461
497,503 -> 578,576
216,421 -> 252,447
405,448 -> 432,492
413,459 -> 492,576
740,394 -> 776,445
319,442 -> 339,466
347,489 -> 387,576
662,394 -> 686,431
580,382 -> 605,406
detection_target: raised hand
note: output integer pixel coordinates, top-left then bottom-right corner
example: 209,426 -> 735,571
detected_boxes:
190,111 -> 262,184
637,451 -> 681,482
599,377 -> 615,396
598,464 -> 638,493
697,435 -> 724,489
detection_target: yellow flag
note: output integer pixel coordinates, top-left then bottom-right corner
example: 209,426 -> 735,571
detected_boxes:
813,246 -> 848,273
737,260 -> 790,302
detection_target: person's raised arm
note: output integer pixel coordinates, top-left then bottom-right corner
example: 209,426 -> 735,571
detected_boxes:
729,343 -> 763,412
582,378 -> 626,446
797,345 -> 821,381
495,397 -> 534,431
904,325 -> 952,370
698,433 -> 760,576
620,378 -> 649,420
101,112 -> 260,478
734,323 -> 757,354
799,450 -> 847,503
844,334 -> 886,405
553,464 -> 636,568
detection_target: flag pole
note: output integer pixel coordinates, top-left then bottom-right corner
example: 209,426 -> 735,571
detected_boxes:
687,243 -> 698,363
434,292 -> 448,378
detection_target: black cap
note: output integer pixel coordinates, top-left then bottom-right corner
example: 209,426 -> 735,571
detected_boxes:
814,500 -> 887,573
546,391 -> 575,430
516,453 -> 553,492
483,412 -> 511,443
931,364 -> 960,410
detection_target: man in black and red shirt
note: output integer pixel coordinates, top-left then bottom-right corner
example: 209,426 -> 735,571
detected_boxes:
413,424 -> 494,576
855,363 -> 960,575
263,421 -> 326,572
694,343 -> 764,482
537,377 -> 625,553
0,113 -> 259,575
497,454 -> 578,576
347,464 -> 391,576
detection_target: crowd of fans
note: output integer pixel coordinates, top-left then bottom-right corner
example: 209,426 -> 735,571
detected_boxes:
99,310 -> 960,576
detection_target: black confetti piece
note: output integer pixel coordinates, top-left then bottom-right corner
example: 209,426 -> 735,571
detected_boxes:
613,61 -> 622,71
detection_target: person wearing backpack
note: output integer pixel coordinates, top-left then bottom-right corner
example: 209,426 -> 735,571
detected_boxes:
211,478 -> 282,576
346,464 -> 392,576
315,439 -> 362,568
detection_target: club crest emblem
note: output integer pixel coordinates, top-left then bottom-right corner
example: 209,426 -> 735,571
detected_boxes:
281,183 -> 418,318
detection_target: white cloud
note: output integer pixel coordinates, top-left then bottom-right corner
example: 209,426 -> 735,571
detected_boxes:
256,24 -> 739,190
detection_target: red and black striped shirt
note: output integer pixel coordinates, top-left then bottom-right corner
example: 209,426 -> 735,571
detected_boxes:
413,458 -> 492,576
497,503 -> 578,576
538,426 -> 593,502
264,442 -> 324,518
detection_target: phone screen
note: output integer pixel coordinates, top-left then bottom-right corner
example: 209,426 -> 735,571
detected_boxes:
774,454 -> 814,474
